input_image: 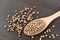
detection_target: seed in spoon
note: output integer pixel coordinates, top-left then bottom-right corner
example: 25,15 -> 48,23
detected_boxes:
24,19 -> 46,36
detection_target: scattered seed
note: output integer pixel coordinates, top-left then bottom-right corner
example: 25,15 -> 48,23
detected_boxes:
39,38 -> 42,40
7,29 -> 10,31
45,34 -> 48,37
52,36 -> 56,38
42,35 -> 45,38
33,6 -> 36,8
48,29 -> 51,32
52,25 -> 55,28
36,16 -> 39,18
6,7 -> 57,40
56,34 -> 59,37
31,36 -> 34,38
41,35 -> 45,38
49,36 -> 51,38
8,21 -> 10,23
32,11 -> 35,14
40,36 -> 43,38
7,15 -> 10,17
15,10 -> 18,12
30,8 -> 33,10
25,7 -> 28,10
10,29 -> 14,32
21,10 -> 25,13
51,34 -> 54,36
8,25 -> 12,28
10,20 -> 13,23
6,18 -> 9,21
18,15 -> 20,17
44,32 -> 46,34
46,30 -> 49,33
4,25 -> 7,28
18,35 -> 21,38
14,15 -> 16,17
37,12 -> 39,14
24,12 -> 27,14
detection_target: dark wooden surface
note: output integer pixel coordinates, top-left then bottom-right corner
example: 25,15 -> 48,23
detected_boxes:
0,0 -> 60,40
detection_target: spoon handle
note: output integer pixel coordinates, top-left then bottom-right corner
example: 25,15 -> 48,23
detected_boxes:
47,11 -> 60,21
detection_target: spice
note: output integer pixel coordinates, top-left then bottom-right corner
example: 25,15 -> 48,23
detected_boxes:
48,29 -> 51,32
7,29 -> 10,31
4,7 -> 60,40
49,36 -> 51,38
53,36 -> 56,38
42,35 -> 45,38
51,34 -> 54,36
33,6 -> 36,8
52,25 -> 56,28
44,32 -> 46,34
4,25 -> 7,28
18,35 -> 21,38
56,34 -> 59,37
39,38 -> 42,40
31,36 -> 34,38
24,20 -> 46,36
6,18 -> 9,21
8,21 -> 10,23
16,13 -> 19,15
45,34 -> 48,37
15,10 -> 18,12
7,15 -> 10,17
37,12 -> 39,14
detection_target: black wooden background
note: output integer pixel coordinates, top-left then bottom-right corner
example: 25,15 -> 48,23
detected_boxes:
0,0 -> 60,40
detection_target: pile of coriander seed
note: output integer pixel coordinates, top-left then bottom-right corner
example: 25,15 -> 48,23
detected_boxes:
4,6 -> 60,40
4,6 -> 39,38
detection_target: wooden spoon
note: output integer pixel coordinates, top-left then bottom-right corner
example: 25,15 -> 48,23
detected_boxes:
24,11 -> 60,36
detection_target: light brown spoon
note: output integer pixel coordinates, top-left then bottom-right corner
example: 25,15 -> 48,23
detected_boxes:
24,11 -> 60,36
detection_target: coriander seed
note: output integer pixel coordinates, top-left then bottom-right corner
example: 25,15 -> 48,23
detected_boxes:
49,36 -> 51,38
4,25 -> 7,28
7,15 -> 10,17
56,34 -> 59,37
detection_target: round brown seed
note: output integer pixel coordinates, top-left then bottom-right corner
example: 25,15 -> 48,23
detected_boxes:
6,18 -> 9,21
52,25 -> 55,28
4,25 -> 7,28
51,34 -> 54,36
52,36 -> 56,38
49,36 -> 51,38
7,15 -> 10,17
31,36 -> 34,38
56,34 -> 59,37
